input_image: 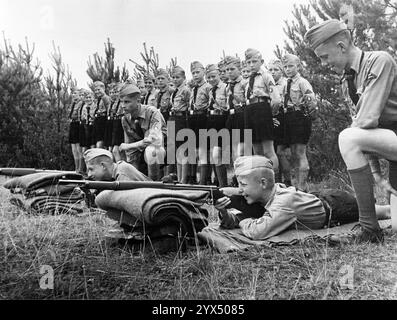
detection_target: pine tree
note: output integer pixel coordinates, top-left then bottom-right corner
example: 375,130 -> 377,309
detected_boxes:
86,38 -> 129,90
279,0 -> 397,180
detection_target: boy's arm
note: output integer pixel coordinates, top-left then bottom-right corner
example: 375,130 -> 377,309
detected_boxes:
239,206 -> 296,240
352,53 -> 396,128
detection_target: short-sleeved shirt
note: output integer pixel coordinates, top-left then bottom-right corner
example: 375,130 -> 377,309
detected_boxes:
155,88 -> 172,114
341,50 -> 397,128
226,76 -> 247,109
208,81 -> 228,111
69,101 -> 80,120
94,94 -> 111,116
275,77 -> 287,102
112,160 -> 151,181
238,184 -> 326,240
142,89 -> 157,107
245,68 -> 281,106
109,100 -> 123,117
189,80 -> 212,111
122,104 -> 167,143
81,102 -> 96,123
284,73 -> 316,109
170,82 -> 191,112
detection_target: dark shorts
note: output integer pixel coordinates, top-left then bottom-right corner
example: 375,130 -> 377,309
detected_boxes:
79,123 -> 86,146
161,111 -> 169,123
244,101 -> 274,143
68,121 -> 80,144
93,115 -> 107,143
104,118 -> 113,147
111,118 -> 124,146
285,110 -> 312,145
206,114 -> 228,148
228,189 -> 359,231
225,110 -> 245,144
188,113 -> 207,148
274,110 -> 287,146
81,124 -> 94,148
168,115 -> 188,149
311,189 -> 359,228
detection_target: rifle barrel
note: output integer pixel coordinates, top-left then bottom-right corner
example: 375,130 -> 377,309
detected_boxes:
58,179 -> 224,199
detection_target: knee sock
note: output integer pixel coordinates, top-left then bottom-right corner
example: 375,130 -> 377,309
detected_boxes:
348,164 -> 381,232
148,164 -> 161,181
389,160 -> 397,190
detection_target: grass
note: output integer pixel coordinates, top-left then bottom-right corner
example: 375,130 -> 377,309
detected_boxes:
0,175 -> 396,300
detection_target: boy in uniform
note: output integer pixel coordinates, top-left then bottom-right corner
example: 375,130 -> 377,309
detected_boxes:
108,83 -> 125,162
104,83 -> 118,151
205,64 -> 229,187
119,83 -> 167,181
268,58 -> 291,186
68,87 -> 82,173
142,73 -> 157,106
244,48 -> 281,173
224,56 -> 248,165
214,156 -> 390,239
92,81 -> 111,148
305,19 -> 397,242
76,89 -> 87,174
188,61 -> 212,184
241,60 -> 251,83
81,90 -> 96,151
137,79 -> 147,103
155,69 -> 172,122
168,66 -> 191,183
218,59 -> 229,84
281,54 -> 317,191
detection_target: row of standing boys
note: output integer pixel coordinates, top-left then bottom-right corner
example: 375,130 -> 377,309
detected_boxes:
68,48 -> 318,190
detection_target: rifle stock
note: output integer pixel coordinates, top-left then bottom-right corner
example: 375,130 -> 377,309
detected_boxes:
58,179 -> 225,201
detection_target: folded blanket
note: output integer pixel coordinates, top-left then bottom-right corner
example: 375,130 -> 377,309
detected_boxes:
9,192 -> 86,215
3,172 -> 82,193
198,219 -> 392,253
95,188 -> 209,236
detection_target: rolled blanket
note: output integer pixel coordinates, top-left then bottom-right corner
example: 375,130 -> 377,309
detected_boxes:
9,192 -> 86,215
3,172 -> 82,193
95,188 -> 210,236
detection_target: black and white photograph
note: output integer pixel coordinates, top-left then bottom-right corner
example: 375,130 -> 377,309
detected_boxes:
0,0 -> 397,305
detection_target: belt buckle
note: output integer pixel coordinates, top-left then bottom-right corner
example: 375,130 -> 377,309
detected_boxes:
229,109 -> 235,115
189,110 -> 194,115
210,110 -> 215,115
107,116 -> 111,120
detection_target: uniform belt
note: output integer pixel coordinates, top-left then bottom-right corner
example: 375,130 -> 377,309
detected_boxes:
95,112 -> 107,118
115,114 -> 124,119
188,110 -> 207,115
285,104 -> 304,113
247,97 -> 270,105
229,104 -> 245,113
169,111 -> 186,116
208,109 -> 227,115
71,119 -> 80,123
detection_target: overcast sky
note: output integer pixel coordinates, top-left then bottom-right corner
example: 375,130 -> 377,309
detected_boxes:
1,0 -> 308,87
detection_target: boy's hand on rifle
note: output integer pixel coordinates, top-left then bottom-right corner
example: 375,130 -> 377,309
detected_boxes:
214,196 -> 231,211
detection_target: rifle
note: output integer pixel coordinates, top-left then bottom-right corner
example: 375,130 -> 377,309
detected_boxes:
58,179 -> 226,203
0,168 -> 75,177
